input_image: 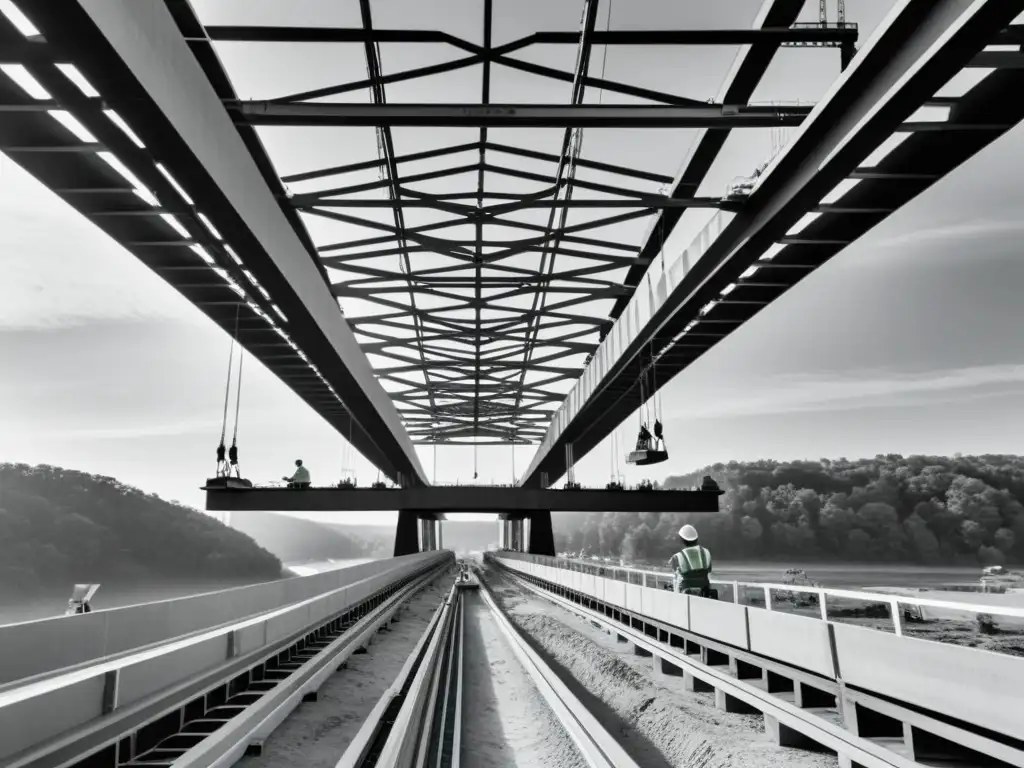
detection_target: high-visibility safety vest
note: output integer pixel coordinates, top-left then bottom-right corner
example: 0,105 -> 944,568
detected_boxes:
674,545 -> 712,588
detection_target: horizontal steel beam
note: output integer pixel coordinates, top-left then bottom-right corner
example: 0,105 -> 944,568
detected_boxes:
236,103 -> 811,128
301,196 -> 729,210
204,486 -> 723,513
201,26 -> 857,46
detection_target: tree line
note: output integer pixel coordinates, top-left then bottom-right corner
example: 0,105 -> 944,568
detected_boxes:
0,463 -> 283,596
553,454 -> 1024,566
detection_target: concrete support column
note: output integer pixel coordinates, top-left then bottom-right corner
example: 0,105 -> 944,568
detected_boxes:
394,509 -> 420,557
527,510 -> 555,556
509,519 -> 524,551
437,520 -> 443,550
419,518 -> 434,551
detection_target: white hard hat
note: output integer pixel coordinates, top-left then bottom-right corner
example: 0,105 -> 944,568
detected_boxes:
679,524 -> 698,541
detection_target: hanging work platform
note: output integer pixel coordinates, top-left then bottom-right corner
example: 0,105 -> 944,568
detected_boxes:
627,448 -> 668,466
627,419 -> 668,466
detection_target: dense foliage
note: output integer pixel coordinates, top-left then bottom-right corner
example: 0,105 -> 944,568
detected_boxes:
553,455 -> 1024,566
0,463 -> 283,595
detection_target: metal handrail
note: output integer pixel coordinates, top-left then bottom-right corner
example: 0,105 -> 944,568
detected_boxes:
500,553 -> 1024,638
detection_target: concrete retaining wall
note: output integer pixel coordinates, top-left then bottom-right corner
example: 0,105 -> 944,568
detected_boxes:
0,553 -> 439,685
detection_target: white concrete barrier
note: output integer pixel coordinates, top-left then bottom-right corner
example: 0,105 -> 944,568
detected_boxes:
0,552 -> 449,761
747,608 -> 834,677
495,552 -> 1024,743
833,622 -> 1021,740
0,553 -> 438,685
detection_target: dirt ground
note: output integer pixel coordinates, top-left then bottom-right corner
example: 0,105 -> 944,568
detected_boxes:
460,594 -> 586,768
482,565 -> 837,768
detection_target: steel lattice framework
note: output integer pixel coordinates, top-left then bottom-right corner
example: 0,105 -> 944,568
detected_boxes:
174,0 -> 852,447
0,0 -> 855,459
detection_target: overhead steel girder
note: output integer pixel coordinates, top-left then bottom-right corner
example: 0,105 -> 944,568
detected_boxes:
235,103 -> 812,129
201,26 -> 857,47
610,0 -> 813,322
301,196 -> 731,210
33,0 -> 428,486
521,0 -> 1024,488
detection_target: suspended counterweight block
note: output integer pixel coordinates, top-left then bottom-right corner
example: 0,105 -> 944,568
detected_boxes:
626,449 -> 669,466
202,476 -> 254,490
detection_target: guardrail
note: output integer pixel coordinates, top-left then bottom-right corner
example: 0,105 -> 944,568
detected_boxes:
534,555 -> 1024,635
0,552 -> 452,765
0,555 -> 440,686
491,551 -> 1024,760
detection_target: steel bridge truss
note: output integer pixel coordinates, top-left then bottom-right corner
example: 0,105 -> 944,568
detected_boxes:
187,1 -> 856,447
0,0 -> 856,451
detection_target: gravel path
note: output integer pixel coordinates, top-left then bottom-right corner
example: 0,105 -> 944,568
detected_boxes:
237,578 -> 451,768
483,566 -> 837,768
460,594 -> 587,768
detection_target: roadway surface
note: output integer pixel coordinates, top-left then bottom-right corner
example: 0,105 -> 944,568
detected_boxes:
214,563 -> 833,768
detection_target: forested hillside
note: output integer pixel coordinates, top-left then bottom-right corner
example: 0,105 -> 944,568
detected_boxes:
0,463 -> 283,596
231,512 -> 387,562
554,455 -> 1024,565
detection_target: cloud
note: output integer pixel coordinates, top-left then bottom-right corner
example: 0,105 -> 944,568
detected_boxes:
0,156 -> 202,330
866,219 -> 1024,252
26,419 -> 224,442
673,364 -> 1024,421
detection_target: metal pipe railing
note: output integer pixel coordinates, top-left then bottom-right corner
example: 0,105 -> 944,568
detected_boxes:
497,553 -> 1024,637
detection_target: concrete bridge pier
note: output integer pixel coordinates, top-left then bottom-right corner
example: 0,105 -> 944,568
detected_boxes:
394,511 -> 441,556
498,514 -> 536,552
394,510 -> 421,557
497,511 -> 555,556
527,510 -> 554,556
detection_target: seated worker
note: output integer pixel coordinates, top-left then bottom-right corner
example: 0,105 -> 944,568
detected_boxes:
668,525 -> 715,598
283,459 -> 311,489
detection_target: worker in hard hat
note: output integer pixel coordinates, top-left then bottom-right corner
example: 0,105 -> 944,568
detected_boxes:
283,459 -> 311,489
669,524 -> 714,597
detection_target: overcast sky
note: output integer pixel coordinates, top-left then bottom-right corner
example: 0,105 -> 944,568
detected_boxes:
2,1 -> 1024,526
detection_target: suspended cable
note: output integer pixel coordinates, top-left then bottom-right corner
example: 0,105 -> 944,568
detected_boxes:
228,344 -> 244,477
216,304 -> 240,478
